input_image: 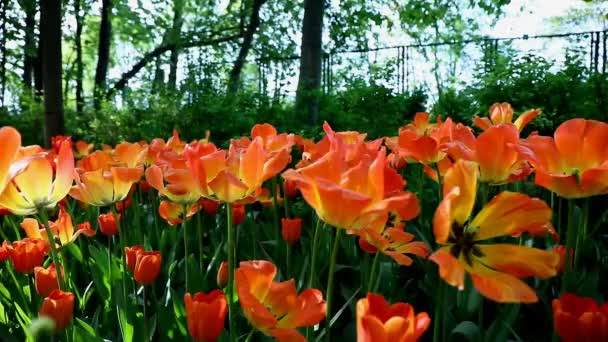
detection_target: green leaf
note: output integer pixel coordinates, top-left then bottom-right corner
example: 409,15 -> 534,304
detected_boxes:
27,317 -> 54,340
449,321 -> 481,342
486,304 -> 520,342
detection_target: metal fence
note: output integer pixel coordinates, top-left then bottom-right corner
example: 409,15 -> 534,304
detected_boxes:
180,29 -> 607,101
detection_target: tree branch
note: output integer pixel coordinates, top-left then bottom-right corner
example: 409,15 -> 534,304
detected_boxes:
106,29 -> 242,97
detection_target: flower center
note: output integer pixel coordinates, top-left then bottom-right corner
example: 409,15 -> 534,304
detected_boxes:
447,222 -> 483,266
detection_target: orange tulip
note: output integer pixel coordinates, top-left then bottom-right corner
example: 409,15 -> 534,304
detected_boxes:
73,140 -> 94,159
158,200 -> 199,226
0,127 -> 21,195
236,260 -> 326,339
283,123 -> 419,232
21,207 -> 95,248
35,263 -> 61,297
4,238 -> 50,273
0,242 -> 8,261
516,118 -> 608,198
51,135 -> 71,155
216,261 -> 228,288
357,224 -> 429,266
0,140 -> 74,215
134,250 -> 162,285
70,150 -> 143,206
357,292 -> 430,342
385,114 -> 474,166
39,290 -> 75,331
429,160 -> 559,303
145,141 -> 220,204
552,293 -> 608,342
184,290 -> 228,342
473,103 -> 540,132
444,124 -> 530,184
98,212 -> 120,237
125,245 -> 144,273
281,218 -> 302,244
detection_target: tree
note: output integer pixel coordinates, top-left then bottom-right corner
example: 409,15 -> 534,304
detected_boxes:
94,0 -> 112,110
227,0 -> 268,94
167,0 -> 184,91
295,0 -> 325,126
74,0 -> 85,114
40,0 -> 64,143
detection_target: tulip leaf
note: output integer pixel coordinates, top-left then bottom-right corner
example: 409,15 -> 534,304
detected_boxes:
75,318 -> 97,337
117,304 -> 134,342
66,243 -> 84,263
485,304 -> 520,342
449,321 -> 481,342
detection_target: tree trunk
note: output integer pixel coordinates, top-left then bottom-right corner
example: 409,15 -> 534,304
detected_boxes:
33,27 -> 43,102
0,0 -> 7,107
295,0 -> 324,126
22,0 -> 36,92
226,0 -> 267,95
75,0 -> 84,114
167,0 -> 184,91
152,56 -> 164,93
40,0 -> 64,144
94,0 -> 112,110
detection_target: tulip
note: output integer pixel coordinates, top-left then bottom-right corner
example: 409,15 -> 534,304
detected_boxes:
199,198 -> 220,216
73,140 -> 94,159
125,245 -> 144,273
232,204 -> 245,225
216,261 -> 228,288
39,290 -> 75,331
34,263 -> 61,297
4,238 -> 50,273
184,290 -> 228,342
281,217 -> 302,244
0,126 -> 21,195
516,118 -> 608,198
283,179 -> 298,199
552,293 -> 608,342
70,150 -> 143,206
0,140 -> 74,215
98,212 -> 120,237
357,225 -> 429,266
357,292 -> 430,342
21,207 -> 96,248
430,160 -> 560,303
134,250 -> 162,285
473,102 -> 540,132
158,200 -> 199,226
236,260 -> 326,339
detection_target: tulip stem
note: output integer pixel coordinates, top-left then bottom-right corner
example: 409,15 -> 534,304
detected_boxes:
29,274 -> 37,311
286,244 -> 291,279
367,252 -> 380,292
574,198 -> 589,268
111,207 -> 129,311
38,210 -> 66,291
198,207 -> 205,281
308,218 -> 323,288
325,228 -> 343,342
433,281 -> 445,342
244,329 -> 255,342
226,203 -> 236,342
562,200 -> 577,292
182,205 -> 190,293
271,177 -> 281,244
108,238 -> 112,301
280,179 -> 290,218
143,286 -> 149,341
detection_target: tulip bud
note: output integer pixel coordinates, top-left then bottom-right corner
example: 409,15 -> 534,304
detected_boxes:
232,205 -> 246,225
125,245 -> 144,273
134,251 -> 162,286
5,238 -> 50,273
553,245 -> 574,274
281,218 -> 302,244
200,199 -> 220,216
39,290 -> 75,331
184,290 -> 228,342
283,179 -> 298,199
34,263 -> 61,297
98,213 -> 120,237
217,261 -> 228,288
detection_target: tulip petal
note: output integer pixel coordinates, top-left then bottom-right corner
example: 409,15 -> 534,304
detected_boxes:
429,248 -> 465,290
208,169 -> 249,203
13,157 -> 53,206
474,124 -> 519,183
0,127 -> 21,193
468,261 -> 538,303
471,191 -> 553,241
442,160 -> 478,226
50,140 -> 75,202
477,244 -> 559,279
